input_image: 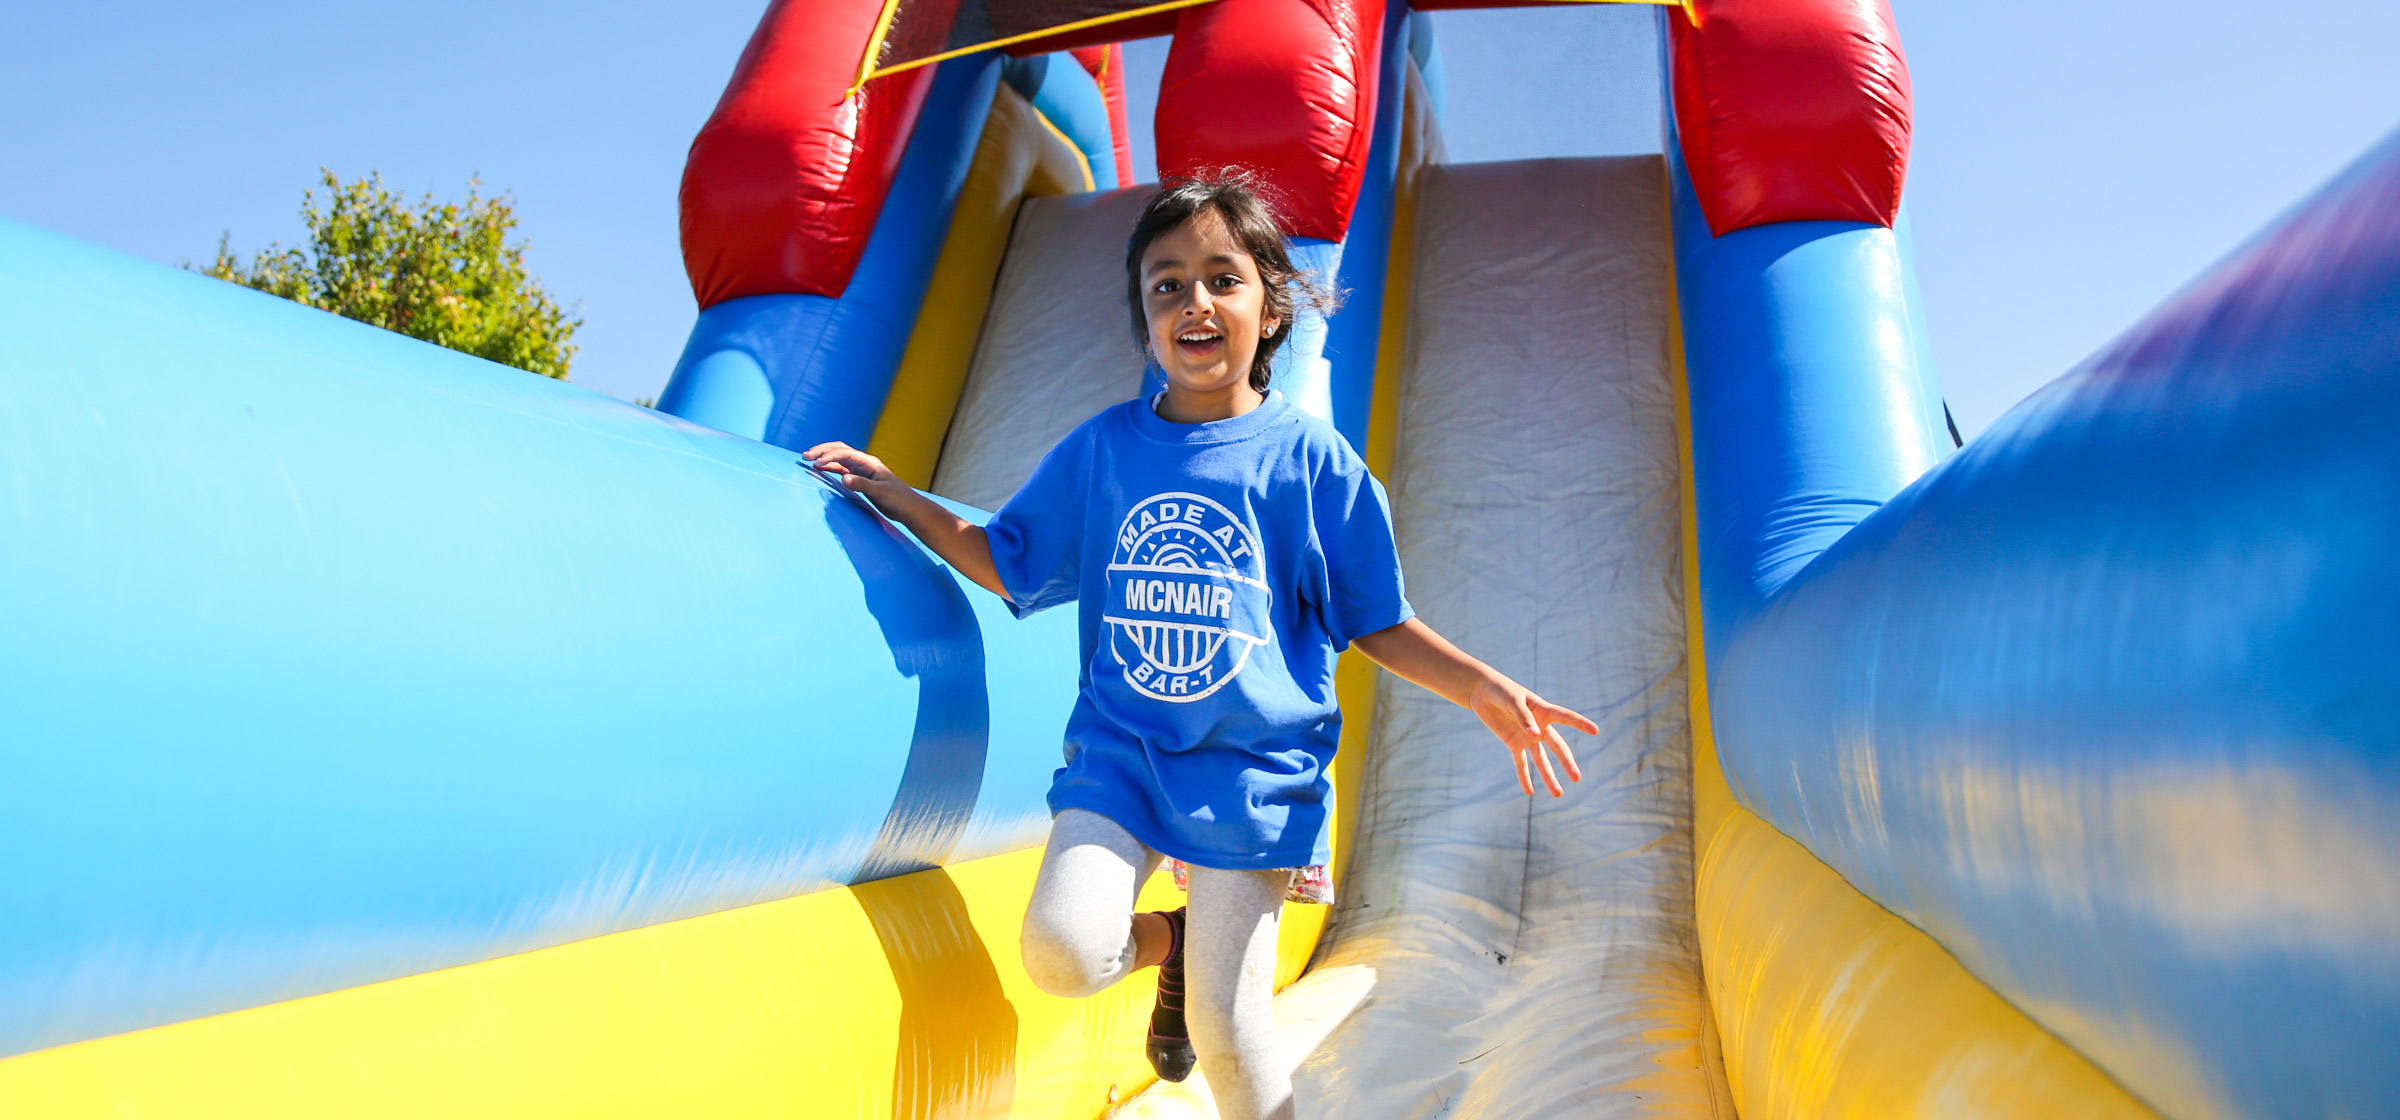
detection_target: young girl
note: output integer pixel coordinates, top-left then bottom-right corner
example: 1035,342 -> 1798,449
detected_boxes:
804,172 -> 1595,1120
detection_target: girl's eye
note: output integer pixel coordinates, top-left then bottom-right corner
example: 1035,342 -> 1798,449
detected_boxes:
1212,275 -> 1242,290
1151,279 -> 1180,296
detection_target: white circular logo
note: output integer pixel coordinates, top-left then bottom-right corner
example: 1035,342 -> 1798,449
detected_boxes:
1101,492 -> 1272,703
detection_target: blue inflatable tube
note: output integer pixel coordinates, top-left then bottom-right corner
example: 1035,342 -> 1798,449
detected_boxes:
1007,53 -> 1119,191
1667,137 -> 1947,657
1709,130 -> 2400,1120
1891,205 -> 1953,446
1408,12 -> 1444,122
656,55 -> 1004,449
0,220 -> 1079,1057
1322,0 -> 1413,451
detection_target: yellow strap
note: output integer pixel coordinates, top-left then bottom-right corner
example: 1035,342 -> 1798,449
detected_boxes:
854,0 -> 910,91
857,0 -> 1220,89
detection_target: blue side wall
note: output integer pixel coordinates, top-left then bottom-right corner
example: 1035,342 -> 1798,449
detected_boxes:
0,220 -> 1079,1057
1708,131 -> 2400,1120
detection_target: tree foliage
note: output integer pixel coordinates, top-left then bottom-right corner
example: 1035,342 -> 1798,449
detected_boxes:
201,171 -> 580,379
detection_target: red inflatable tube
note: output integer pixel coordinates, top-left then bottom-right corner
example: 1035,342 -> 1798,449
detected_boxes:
1670,0 -> 1911,234
679,0 -> 937,308
1070,45 -> 1139,188
1155,0 -> 1387,242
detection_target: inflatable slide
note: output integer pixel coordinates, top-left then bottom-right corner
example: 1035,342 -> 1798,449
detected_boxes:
3,0 -> 2395,1117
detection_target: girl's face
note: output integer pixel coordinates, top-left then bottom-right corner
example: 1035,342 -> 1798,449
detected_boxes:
1139,211 -> 1281,400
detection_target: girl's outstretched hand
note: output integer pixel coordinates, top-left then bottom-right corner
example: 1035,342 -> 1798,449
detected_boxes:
1350,618 -> 1601,799
1466,677 -> 1598,798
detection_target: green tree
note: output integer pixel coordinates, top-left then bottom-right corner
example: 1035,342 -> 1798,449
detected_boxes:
200,170 -> 580,379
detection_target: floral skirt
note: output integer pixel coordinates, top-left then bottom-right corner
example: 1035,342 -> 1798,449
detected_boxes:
1169,858 -> 1335,906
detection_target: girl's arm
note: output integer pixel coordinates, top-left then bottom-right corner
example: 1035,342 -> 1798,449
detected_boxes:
802,442 -> 1010,602
1351,618 -> 1599,797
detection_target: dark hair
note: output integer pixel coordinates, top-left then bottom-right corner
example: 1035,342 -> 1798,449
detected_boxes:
1125,169 -> 1336,393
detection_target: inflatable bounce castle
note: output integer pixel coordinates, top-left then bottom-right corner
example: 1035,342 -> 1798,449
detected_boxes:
4,0 -> 2395,1116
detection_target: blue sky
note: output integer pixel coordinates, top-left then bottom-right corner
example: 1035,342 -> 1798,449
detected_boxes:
5,1 -> 2394,435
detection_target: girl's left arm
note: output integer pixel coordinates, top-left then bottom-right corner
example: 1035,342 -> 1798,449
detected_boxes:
1351,618 -> 1599,797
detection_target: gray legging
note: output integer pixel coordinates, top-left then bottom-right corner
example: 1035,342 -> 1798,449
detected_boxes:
1020,809 -> 1293,1120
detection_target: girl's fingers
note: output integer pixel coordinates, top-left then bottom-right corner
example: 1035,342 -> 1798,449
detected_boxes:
804,443 -> 885,479
1537,698 -> 1601,737
1544,726 -> 1583,784
1530,740 -> 1564,797
1511,746 -> 1536,797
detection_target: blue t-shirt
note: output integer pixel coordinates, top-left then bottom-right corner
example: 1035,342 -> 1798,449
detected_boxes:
984,390 -> 1414,869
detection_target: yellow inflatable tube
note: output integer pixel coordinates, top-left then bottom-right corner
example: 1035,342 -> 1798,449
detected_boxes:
0,849 -> 1181,1117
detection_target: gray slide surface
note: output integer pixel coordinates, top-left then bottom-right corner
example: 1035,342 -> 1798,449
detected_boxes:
933,186 -> 1152,512
1290,155 -> 1721,1118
